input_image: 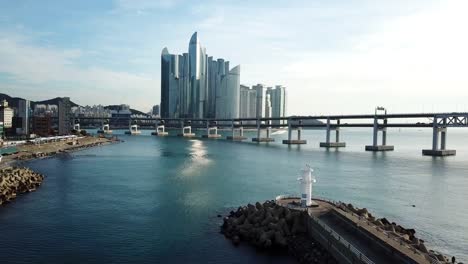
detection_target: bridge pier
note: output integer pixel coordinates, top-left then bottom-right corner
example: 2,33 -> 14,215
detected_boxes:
283,119 -> 307,144
365,118 -> 394,151
152,124 -> 168,136
253,120 -> 275,142
320,118 -> 346,148
202,122 -> 221,138
227,121 -> 247,141
97,123 -> 112,134
423,117 -> 456,156
177,123 -> 196,138
73,123 -> 81,132
125,123 -> 141,135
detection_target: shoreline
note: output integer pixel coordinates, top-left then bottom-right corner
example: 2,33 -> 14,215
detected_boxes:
1,136 -> 120,168
221,199 -> 461,264
0,136 -> 120,206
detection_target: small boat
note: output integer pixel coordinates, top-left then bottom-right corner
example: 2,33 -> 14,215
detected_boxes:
0,155 -> 3,163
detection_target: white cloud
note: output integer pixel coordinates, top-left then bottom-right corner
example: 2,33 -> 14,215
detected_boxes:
277,0 -> 468,114
0,32 -> 158,110
113,0 -> 181,12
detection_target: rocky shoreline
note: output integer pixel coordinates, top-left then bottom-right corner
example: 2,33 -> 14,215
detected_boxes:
220,200 -> 338,264
0,167 -> 44,205
13,137 -> 119,162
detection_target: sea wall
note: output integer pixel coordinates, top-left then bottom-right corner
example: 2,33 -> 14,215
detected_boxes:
220,200 -> 338,263
0,167 -> 44,205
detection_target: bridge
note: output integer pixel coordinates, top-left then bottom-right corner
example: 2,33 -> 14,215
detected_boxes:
72,111 -> 468,157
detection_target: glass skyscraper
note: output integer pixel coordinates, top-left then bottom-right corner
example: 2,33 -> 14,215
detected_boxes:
160,32 -> 240,119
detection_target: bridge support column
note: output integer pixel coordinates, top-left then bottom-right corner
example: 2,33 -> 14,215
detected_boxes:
320,118 -> 346,148
365,118 -> 394,151
227,121 -> 247,141
423,117 -> 456,156
253,119 -> 275,142
126,123 -> 141,135
177,121 -> 196,137
202,122 -> 221,138
283,119 -> 307,144
73,123 -> 81,132
152,124 -> 168,136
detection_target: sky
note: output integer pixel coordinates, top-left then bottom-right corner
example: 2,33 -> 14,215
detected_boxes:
1,0 -> 468,115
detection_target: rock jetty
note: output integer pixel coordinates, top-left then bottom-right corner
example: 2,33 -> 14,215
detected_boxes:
0,167 -> 44,205
220,200 -> 338,264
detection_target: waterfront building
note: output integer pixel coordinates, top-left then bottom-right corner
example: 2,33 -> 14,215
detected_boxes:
0,122 -> 3,139
265,93 -> 272,119
17,99 -> 30,135
109,104 -> 132,127
0,100 -> 14,129
161,32 -> 241,119
267,85 -> 287,125
58,97 -> 71,135
152,105 -> 160,116
239,85 -> 258,120
252,84 -> 268,119
33,115 -> 52,137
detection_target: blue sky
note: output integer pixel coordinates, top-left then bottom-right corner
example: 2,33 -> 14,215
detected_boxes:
1,0 -> 468,114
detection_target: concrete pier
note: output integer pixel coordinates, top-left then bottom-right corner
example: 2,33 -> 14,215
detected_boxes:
202,125 -> 221,139
227,123 -> 246,141
423,118 -> 456,156
320,118 -> 346,148
152,125 -> 168,136
177,125 -> 195,137
365,117 -> 394,151
283,119 -> 307,144
125,124 -> 141,135
252,120 -> 275,142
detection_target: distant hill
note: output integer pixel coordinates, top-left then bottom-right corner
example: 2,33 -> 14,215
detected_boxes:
104,105 -> 149,116
289,117 -> 324,126
0,93 -> 79,108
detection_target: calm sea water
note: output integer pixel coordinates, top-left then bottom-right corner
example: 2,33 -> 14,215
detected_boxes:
0,128 -> 467,263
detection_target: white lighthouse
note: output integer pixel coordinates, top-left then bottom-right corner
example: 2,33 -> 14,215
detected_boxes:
297,165 -> 316,207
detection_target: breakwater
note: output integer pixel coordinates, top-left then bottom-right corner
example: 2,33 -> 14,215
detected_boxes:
222,199 -> 461,264
0,167 -> 44,205
220,200 -> 338,263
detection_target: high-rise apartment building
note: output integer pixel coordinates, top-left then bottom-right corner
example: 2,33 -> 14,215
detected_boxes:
0,100 -> 14,128
152,105 -> 160,116
267,85 -> 287,125
161,32 -> 240,119
239,85 -> 257,119
58,97 -> 71,135
252,84 -> 268,119
17,99 -> 30,135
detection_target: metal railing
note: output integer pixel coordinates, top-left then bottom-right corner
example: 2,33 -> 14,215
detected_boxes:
309,214 -> 375,264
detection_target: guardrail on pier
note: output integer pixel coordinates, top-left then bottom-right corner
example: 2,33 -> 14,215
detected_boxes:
307,213 -> 375,264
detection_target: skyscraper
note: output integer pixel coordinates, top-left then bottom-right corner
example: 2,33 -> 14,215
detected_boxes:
267,85 -> 287,125
160,32 -> 240,119
58,97 -> 71,135
17,99 -> 30,135
252,84 -> 268,119
239,85 -> 257,119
